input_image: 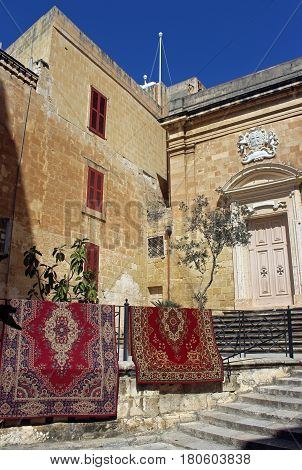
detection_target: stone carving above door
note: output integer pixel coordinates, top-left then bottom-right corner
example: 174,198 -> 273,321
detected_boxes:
237,127 -> 279,165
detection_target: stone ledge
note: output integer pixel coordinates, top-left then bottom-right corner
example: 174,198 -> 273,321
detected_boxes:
226,355 -> 302,371
118,355 -> 302,375
0,50 -> 38,88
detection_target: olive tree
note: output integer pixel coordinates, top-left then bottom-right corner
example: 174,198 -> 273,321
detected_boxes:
173,194 -> 250,310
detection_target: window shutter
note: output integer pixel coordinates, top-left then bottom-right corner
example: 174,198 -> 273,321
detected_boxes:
87,167 -> 95,209
86,242 -> 99,283
86,167 -> 104,213
89,87 -> 107,139
90,89 -> 99,131
95,172 -> 104,212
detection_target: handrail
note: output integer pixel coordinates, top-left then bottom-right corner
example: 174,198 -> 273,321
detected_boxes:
211,307 -> 302,313
215,307 -> 295,362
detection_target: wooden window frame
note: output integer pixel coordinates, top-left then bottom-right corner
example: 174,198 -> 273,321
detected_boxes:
89,86 -> 107,139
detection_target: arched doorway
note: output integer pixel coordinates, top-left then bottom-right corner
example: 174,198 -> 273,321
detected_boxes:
222,163 -> 302,309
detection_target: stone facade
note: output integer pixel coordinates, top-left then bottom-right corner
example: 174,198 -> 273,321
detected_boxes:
2,6 -> 302,310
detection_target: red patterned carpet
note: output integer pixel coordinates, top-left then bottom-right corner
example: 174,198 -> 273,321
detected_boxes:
0,301 -> 118,420
130,306 -> 224,384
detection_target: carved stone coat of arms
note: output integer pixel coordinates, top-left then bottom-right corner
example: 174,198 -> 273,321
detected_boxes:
237,127 -> 279,164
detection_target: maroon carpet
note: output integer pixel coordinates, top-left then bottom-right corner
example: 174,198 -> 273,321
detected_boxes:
130,306 -> 224,384
0,300 -> 118,420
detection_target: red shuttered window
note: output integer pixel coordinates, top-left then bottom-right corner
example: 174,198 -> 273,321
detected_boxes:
85,242 -> 99,283
87,167 -> 104,213
89,87 -> 107,139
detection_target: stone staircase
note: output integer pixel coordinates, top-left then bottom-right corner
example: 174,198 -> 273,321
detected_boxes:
162,368 -> 302,450
212,309 -> 302,355
2,369 -> 302,450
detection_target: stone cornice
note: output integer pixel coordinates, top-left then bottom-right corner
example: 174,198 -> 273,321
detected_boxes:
0,50 -> 38,88
165,93 -> 302,153
161,78 -> 302,126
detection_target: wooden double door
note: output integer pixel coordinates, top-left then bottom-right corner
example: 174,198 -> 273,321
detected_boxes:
248,215 -> 293,307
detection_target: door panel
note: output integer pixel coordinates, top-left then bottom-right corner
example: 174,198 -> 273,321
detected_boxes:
271,219 -> 285,244
257,250 -> 272,297
273,248 -> 289,296
248,215 -> 292,307
255,222 -> 268,246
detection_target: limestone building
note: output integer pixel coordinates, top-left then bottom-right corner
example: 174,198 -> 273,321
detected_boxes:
1,6 -> 302,310
163,60 -> 302,310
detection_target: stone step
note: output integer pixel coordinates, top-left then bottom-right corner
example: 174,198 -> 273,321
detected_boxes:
276,377 -> 302,386
218,401 -> 302,423
162,430 -> 233,450
291,368 -> 302,376
200,410 -> 302,442
179,422 -> 300,450
258,384 -> 302,398
239,392 -> 302,411
179,421 -> 301,450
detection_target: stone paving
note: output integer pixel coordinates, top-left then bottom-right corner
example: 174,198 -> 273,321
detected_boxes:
1,430 -> 232,450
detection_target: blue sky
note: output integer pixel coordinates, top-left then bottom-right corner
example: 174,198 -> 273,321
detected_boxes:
0,0 -> 302,88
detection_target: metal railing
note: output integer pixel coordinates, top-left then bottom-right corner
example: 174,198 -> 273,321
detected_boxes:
1,298 -> 297,364
212,307 -> 295,361
115,299 -> 129,361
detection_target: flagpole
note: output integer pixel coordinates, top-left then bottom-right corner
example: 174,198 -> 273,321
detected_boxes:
158,32 -> 163,106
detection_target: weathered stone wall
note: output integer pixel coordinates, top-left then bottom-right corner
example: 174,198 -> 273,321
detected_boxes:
0,67 -> 35,298
0,59 -> 166,305
117,359 -> 293,430
2,8 -> 168,304
6,8 -> 55,69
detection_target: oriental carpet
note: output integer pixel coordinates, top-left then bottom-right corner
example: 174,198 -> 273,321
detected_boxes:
130,306 -> 224,384
0,300 -> 118,420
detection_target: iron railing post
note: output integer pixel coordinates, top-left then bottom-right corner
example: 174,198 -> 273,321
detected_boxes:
238,311 -> 242,358
287,305 -> 294,359
242,311 -> 247,358
123,299 -> 129,361
283,310 -> 288,357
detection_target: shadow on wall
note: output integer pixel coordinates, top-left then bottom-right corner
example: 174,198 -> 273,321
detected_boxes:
137,382 -> 223,395
0,79 -> 34,300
